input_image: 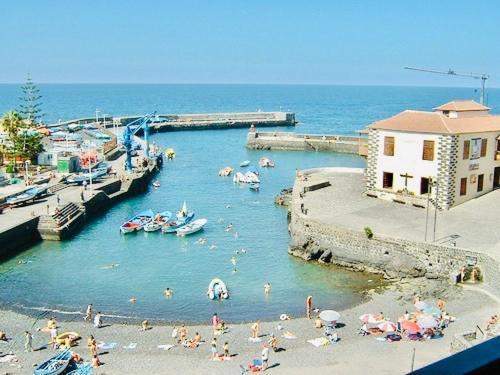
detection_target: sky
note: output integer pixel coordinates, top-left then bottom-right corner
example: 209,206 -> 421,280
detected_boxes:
1,0 -> 499,86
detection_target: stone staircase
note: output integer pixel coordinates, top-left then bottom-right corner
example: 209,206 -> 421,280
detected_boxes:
37,202 -> 86,240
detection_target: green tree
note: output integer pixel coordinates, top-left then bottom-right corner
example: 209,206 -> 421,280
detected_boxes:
19,74 -> 43,125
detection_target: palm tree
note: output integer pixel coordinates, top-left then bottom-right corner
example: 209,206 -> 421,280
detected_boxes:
0,111 -> 25,170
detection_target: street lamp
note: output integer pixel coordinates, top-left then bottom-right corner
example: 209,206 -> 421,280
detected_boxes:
25,160 -> 30,186
424,177 -> 439,242
95,109 -> 100,125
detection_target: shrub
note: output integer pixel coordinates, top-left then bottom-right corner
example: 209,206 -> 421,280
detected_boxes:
6,163 -> 16,174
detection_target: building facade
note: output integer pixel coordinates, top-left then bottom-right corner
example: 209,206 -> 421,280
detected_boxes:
366,100 -> 500,210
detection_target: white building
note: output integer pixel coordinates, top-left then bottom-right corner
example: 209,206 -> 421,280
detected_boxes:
366,100 -> 500,210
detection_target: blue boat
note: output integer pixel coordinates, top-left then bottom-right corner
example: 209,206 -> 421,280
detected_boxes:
66,362 -> 92,375
120,209 -> 154,234
7,183 -> 48,205
161,211 -> 195,233
33,349 -> 72,375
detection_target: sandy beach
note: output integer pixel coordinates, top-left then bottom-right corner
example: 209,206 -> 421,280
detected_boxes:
1,280 -> 498,375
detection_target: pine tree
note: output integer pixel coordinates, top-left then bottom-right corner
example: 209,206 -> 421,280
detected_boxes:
19,74 -> 43,125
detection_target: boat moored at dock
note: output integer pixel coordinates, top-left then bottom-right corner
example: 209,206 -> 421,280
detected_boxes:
144,211 -> 172,232
120,209 -> 154,234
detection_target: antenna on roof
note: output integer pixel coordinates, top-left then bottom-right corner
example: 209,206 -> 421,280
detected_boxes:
404,66 -> 490,105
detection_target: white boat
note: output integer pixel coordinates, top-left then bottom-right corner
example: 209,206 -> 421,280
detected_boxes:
152,180 -> 161,188
240,160 -> 250,167
176,218 -> 207,236
259,157 -> 275,167
6,183 -> 48,205
144,211 -> 172,232
207,277 -> 229,300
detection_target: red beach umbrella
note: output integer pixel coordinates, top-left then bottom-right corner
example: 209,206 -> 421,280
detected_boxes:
401,320 -> 421,334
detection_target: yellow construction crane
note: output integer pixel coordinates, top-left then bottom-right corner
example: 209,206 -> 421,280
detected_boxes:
404,66 -> 490,105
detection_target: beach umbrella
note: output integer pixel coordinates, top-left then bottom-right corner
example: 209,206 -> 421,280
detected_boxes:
423,306 -> 442,317
417,316 -> 439,329
378,321 -> 397,332
319,310 -> 340,322
359,314 -> 378,324
414,301 -> 428,311
401,320 -> 421,334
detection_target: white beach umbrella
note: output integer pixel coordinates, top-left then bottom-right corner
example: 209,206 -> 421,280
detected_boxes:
417,315 -> 439,329
319,310 -> 341,322
359,314 -> 378,324
414,301 -> 428,311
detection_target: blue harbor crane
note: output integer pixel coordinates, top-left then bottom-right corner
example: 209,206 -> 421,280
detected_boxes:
404,66 -> 490,105
121,112 -> 157,172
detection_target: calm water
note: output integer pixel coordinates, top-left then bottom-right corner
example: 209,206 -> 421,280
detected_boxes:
0,84 -> 498,322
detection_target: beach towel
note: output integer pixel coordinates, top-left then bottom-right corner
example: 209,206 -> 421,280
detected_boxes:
248,337 -> 262,343
158,344 -> 175,351
282,332 -> 297,339
123,342 -> 137,349
97,342 -> 117,350
0,354 -> 18,363
211,355 -> 232,362
307,337 -> 330,347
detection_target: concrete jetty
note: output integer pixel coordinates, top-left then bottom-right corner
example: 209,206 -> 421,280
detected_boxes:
0,152 -> 160,258
49,111 -> 296,131
288,168 -> 500,298
246,131 -> 367,156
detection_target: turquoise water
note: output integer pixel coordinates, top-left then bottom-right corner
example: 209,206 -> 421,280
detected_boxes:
0,85 -> 498,322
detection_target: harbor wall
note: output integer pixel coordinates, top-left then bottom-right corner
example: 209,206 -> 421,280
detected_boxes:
247,132 -> 367,155
0,217 -> 41,259
288,179 -> 500,297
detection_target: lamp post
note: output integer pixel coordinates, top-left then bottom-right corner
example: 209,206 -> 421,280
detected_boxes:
25,160 -> 30,186
95,109 -> 100,125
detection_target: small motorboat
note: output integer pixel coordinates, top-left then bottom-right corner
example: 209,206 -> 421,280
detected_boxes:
207,278 -> 229,300
259,157 -> 275,167
176,218 -> 207,236
144,211 -> 172,232
66,169 -> 107,184
240,160 -> 250,167
7,183 -> 48,205
162,211 -> 195,233
244,172 -> 260,183
34,349 -> 72,375
120,209 -> 154,234
152,180 -> 161,188
218,166 -> 233,176
249,183 -> 260,191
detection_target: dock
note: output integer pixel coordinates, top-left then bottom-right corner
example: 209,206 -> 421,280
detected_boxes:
246,131 -> 368,156
48,111 -> 296,131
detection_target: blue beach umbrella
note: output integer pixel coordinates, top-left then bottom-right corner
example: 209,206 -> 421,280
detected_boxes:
423,306 -> 442,317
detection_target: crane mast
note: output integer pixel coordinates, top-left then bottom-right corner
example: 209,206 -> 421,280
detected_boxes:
404,66 -> 490,105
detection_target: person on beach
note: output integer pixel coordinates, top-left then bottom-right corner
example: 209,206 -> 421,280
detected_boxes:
212,313 -> 220,335
0,330 -> 7,341
223,341 -> 230,358
88,335 -> 98,357
24,331 -> 33,352
261,344 -> 270,371
84,304 -> 93,321
211,337 -> 218,359
94,312 -> 102,328
251,321 -> 260,339
264,282 -> 271,294
83,180 -> 87,190
178,324 -> 188,344
403,311 -> 410,321
91,354 -> 101,368
164,288 -> 173,298
376,312 -> 385,321
437,298 -> 446,311
269,334 -> 278,352
47,317 -> 57,330
413,294 -> 420,305
306,296 -> 313,319
140,320 -> 150,331
50,327 -> 58,349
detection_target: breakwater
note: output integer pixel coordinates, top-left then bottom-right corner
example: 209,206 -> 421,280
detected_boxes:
246,132 -> 367,156
48,111 -> 296,131
287,168 -> 500,298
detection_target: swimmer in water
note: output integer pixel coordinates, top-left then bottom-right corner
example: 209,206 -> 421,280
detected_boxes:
264,282 -> 271,294
234,231 -> 239,239
209,245 -> 217,250
225,223 -> 233,232
100,263 -> 119,270
164,288 -> 173,298
129,297 -> 137,303
230,257 -> 237,266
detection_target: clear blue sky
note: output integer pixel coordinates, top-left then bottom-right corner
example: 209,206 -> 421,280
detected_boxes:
1,0 -> 499,86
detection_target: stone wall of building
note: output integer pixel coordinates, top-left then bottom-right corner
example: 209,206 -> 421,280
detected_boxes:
366,128 -> 379,190
437,135 -> 459,209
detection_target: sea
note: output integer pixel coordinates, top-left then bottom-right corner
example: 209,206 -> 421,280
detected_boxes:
0,84 -> 498,323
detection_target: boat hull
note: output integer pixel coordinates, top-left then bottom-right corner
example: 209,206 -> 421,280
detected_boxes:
176,218 -> 207,236
162,212 -> 195,233
120,210 -> 154,234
